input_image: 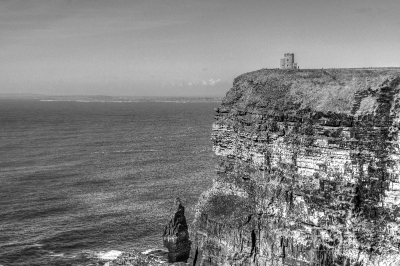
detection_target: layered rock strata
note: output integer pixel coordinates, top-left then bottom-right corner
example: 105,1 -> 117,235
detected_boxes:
163,198 -> 191,263
189,69 -> 400,266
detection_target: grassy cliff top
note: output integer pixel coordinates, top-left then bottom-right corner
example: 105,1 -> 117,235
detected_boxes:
222,68 -> 400,114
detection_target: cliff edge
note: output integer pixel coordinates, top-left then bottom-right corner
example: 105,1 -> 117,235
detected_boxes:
189,68 -> 400,266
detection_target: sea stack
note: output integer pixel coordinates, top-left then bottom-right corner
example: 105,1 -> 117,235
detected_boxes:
163,197 -> 191,263
189,68 -> 400,266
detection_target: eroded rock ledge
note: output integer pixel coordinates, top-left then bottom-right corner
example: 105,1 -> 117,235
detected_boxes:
189,68 -> 400,266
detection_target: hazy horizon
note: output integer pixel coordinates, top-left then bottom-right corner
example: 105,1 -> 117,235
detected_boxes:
0,92 -> 224,99
1,0 -> 399,97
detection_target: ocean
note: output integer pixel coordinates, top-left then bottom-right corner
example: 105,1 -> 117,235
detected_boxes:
0,99 -> 219,266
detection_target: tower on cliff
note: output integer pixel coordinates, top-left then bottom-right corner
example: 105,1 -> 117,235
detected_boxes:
280,53 -> 298,69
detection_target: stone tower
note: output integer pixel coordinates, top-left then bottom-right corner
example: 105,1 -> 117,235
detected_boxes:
280,53 -> 298,69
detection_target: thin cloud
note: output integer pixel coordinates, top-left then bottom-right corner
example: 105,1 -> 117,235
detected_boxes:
188,79 -> 222,87
165,79 -> 223,88
0,0 -> 189,39
353,6 -> 388,16
354,7 -> 374,14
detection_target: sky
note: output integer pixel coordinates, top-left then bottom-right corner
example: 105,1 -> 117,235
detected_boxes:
0,0 -> 399,97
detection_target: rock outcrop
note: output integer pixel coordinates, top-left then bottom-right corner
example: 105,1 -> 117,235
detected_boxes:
106,249 -> 167,266
163,198 -> 191,263
189,68 -> 400,266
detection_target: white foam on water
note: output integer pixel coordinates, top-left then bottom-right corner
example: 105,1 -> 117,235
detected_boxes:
39,100 -> 71,102
97,250 -> 123,260
0,241 -> 44,248
48,253 -> 65,257
142,248 -> 159,255
141,248 -> 169,263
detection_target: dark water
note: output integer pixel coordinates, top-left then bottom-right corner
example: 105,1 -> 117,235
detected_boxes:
0,99 -> 218,266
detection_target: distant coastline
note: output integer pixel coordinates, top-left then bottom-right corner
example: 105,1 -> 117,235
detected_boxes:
0,93 -> 222,103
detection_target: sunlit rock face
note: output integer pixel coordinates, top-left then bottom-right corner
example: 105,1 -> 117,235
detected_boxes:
189,69 -> 400,266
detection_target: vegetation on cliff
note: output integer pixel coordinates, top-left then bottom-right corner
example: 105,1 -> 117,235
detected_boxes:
223,68 -> 400,113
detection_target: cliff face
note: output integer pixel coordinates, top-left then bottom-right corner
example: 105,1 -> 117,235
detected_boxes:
189,69 -> 400,266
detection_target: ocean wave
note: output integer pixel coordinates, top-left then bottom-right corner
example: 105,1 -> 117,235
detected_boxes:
1,100 -> 217,265
141,248 -> 169,263
0,241 -> 44,248
141,248 -> 167,255
48,252 -> 65,257
111,150 -> 136,153
110,149 -> 158,153
39,100 -> 74,102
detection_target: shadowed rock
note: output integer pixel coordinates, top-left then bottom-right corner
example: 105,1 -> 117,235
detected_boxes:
163,197 -> 191,263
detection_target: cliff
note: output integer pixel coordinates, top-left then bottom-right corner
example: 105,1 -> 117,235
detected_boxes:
189,68 -> 400,266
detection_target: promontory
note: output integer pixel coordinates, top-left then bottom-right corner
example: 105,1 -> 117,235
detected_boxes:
189,68 -> 400,266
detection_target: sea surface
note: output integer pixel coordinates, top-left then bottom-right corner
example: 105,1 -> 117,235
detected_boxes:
0,99 -> 219,266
